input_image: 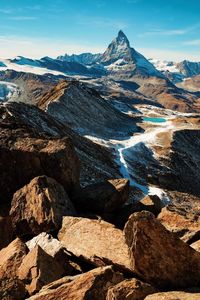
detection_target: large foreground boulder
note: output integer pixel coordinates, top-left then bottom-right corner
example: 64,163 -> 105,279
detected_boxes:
27,266 -> 124,300
10,176 -> 76,236
18,245 -> 65,295
124,211 -> 200,289
73,179 -> 130,214
0,121 -> 80,213
58,216 -> 131,272
106,278 -> 157,300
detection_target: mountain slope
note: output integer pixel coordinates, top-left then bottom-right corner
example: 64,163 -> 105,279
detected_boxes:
38,80 -> 139,138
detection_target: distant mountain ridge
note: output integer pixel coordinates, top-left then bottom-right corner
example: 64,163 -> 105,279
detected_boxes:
1,30 -> 200,83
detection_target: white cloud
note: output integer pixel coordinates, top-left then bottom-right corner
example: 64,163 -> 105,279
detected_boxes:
139,23 -> 200,37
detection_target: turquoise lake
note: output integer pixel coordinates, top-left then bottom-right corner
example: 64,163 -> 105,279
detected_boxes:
143,117 -> 166,123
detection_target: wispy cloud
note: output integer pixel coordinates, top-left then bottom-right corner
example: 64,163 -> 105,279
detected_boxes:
0,8 -> 13,14
7,16 -> 38,21
183,39 -> 200,46
139,23 -> 200,37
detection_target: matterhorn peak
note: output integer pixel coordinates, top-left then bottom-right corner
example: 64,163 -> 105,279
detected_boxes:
116,30 -> 130,47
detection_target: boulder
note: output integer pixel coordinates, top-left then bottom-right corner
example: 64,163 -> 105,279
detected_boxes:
144,291 -> 200,299
58,216 -> 131,272
27,266 -> 124,300
158,204 -> 200,243
72,179 -> 130,214
26,232 -> 74,272
0,238 -> 28,279
191,240 -> 200,252
18,245 -> 65,295
0,278 -> 26,300
0,215 -> 13,250
10,176 -> 76,236
26,232 -> 64,258
124,211 -> 200,289
140,195 -> 164,216
0,121 -> 80,213
0,238 -> 27,299
106,278 -> 157,300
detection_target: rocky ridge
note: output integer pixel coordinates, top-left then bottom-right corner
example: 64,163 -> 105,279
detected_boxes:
0,100 -> 200,299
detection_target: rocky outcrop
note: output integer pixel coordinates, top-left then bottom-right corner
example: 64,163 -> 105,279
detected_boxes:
124,211 -> 200,289
0,238 -> 27,299
158,204 -> 200,243
0,238 -> 28,279
0,278 -> 26,300
0,216 -> 13,250
18,245 -> 65,295
10,176 -> 76,236
26,232 -> 74,272
27,266 -> 124,300
139,195 -> 164,216
106,278 -> 157,300
144,291 -> 200,299
150,129 -> 200,196
0,106 -> 80,213
72,179 -> 130,214
58,216 -> 131,272
38,80 -> 136,138
26,232 -> 64,258
0,101 -> 120,194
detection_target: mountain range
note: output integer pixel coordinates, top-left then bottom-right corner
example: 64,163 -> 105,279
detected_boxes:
0,30 -> 200,299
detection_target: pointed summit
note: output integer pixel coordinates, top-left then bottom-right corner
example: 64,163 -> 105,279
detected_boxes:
100,30 -> 163,78
116,30 -> 130,47
101,31 -> 132,64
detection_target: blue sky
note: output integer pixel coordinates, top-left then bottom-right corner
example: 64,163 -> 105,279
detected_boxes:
0,0 -> 200,61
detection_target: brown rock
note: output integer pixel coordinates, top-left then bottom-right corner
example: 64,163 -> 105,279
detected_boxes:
144,291 -> 200,300
18,245 -> 65,295
58,216 -> 131,272
27,266 -> 124,300
191,240 -> 200,252
0,238 -> 27,299
140,195 -> 164,216
106,278 -> 157,300
0,238 -> 28,279
10,176 -> 76,236
124,211 -> 200,289
0,122 -> 80,213
0,216 -> 13,250
26,232 -> 75,273
73,179 -> 130,214
158,204 -> 200,243
0,278 -> 26,300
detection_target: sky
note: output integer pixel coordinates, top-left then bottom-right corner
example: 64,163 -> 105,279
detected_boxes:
0,0 -> 200,61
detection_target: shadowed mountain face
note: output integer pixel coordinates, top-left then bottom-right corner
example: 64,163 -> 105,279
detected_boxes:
38,80 -> 139,138
0,101 -> 121,189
